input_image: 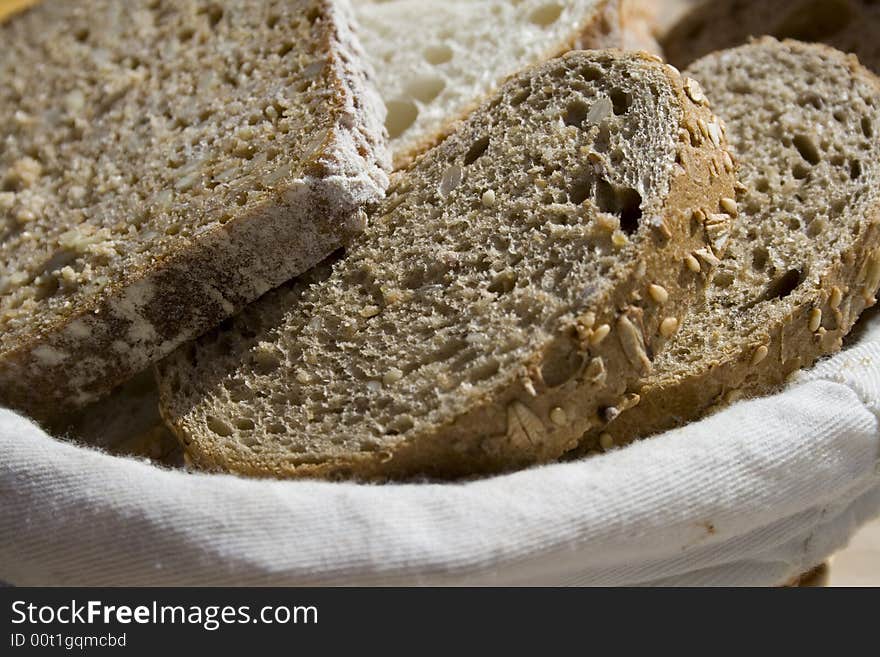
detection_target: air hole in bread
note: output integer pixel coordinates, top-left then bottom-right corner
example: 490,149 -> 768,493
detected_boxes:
850,160 -> 862,180
235,417 -> 255,431
762,268 -> 803,302
385,99 -> 418,139
595,179 -> 642,234
798,92 -> 823,110
563,99 -> 589,128
610,89 -> 632,116
488,271 -> 517,294
580,65 -> 602,82
206,415 -> 233,437
406,76 -> 446,103
793,134 -> 821,165
267,422 -> 287,434
463,136 -> 490,165
510,86 -> 531,106
568,174 -> 592,205
266,13 -> 280,29
424,44 -> 453,65
792,163 -> 810,180
201,4 -> 223,28
595,124 -> 611,152
752,247 -> 769,271
529,2 -> 564,27
862,116 -> 873,138
541,340 -> 584,388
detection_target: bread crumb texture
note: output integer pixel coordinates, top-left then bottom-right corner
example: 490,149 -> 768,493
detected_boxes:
576,39 -> 880,454
354,0 -> 621,166
158,50 -> 735,480
0,0 -> 389,419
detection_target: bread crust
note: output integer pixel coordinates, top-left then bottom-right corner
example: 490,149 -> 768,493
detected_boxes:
574,39 -> 880,454
0,0 -> 390,421
158,50 -> 736,480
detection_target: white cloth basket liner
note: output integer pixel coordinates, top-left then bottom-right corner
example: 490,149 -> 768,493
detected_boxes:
2,319 -> 880,586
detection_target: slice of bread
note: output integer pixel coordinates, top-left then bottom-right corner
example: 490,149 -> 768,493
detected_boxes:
663,0 -> 880,71
0,0 -> 389,421
576,39 -> 880,454
157,50 -> 735,480
354,0 -> 622,168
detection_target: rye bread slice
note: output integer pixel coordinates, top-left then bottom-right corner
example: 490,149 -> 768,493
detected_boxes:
355,0 -> 622,168
663,0 -> 880,72
576,39 -> 880,454
0,0 -> 389,421
156,50 -> 735,480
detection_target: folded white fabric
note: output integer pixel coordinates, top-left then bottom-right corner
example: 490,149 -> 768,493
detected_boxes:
2,328 -> 880,586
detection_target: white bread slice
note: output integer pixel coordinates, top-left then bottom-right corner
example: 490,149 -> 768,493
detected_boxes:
354,0 -> 622,168
663,0 -> 880,72
576,39 -> 880,454
0,0 -> 389,421
157,50 -> 735,480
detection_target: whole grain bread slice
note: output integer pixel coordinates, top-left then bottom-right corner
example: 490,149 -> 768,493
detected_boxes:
575,39 -> 880,455
354,0 -> 622,168
157,50 -> 736,480
663,0 -> 880,72
0,0 -> 389,421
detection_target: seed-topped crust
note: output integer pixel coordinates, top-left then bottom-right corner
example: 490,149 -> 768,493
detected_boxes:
0,0 -> 389,420
574,39 -> 880,455
157,50 -> 735,480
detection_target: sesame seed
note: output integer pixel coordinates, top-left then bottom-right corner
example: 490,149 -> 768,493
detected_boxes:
481,189 -> 496,207
720,197 -> 738,216
550,407 -> 567,426
722,150 -> 735,172
599,433 -> 614,450
611,230 -> 628,248
751,344 -> 769,366
829,286 -> 843,309
698,118 -> 708,138
660,316 -> 679,338
590,324 -> 611,346
360,305 -> 381,318
580,311 -> 596,329
296,370 -> 311,384
648,283 -> 669,304
809,308 -> 822,333
685,254 -> 701,273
